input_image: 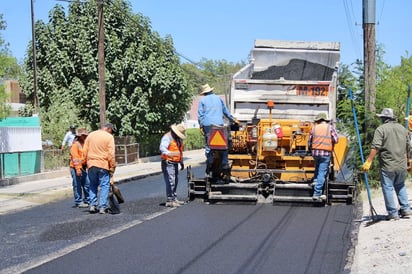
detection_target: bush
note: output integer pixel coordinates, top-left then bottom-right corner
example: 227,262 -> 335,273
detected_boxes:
139,128 -> 204,157
185,128 -> 204,150
138,133 -> 163,158
43,149 -> 68,171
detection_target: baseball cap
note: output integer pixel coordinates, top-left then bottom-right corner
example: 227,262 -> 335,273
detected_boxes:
104,123 -> 116,132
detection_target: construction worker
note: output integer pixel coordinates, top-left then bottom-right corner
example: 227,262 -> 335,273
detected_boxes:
309,112 -> 339,200
83,123 -> 116,214
159,124 -> 186,207
61,125 -> 77,150
69,127 -> 90,208
198,84 -> 239,175
362,108 -> 412,220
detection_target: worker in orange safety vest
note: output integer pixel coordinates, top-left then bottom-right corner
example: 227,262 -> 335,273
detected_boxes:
309,112 -> 339,200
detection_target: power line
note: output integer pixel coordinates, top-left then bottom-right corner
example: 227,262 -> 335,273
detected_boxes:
52,0 -> 208,77
377,0 -> 386,24
343,0 -> 362,62
106,0 -> 202,68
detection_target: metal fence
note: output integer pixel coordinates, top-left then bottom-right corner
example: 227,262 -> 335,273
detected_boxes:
115,143 -> 139,166
42,141 -> 139,172
0,137 -> 140,179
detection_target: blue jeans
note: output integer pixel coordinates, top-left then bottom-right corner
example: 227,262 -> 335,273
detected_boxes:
70,167 -> 90,205
380,169 -> 411,216
161,160 -> 178,201
203,125 -> 229,168
88,167 -> 110,210
313,155 -> 330,196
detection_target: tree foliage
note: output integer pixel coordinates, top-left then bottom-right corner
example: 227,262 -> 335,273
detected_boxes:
181,58 -> 246,99
19,0 -> 192,144
0,13 -> 21,120
337,46 -> 412,186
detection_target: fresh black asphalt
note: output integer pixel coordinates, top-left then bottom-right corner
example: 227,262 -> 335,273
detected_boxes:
0,166 -> 358,274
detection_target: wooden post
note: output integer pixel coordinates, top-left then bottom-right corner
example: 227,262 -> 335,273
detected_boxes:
31,0 -> 38,114
363,0 -> 376,115
363,0 -> 376,144
98,0 -> 106,126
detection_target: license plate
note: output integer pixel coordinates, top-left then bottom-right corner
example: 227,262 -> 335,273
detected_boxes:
296,85 -> 328,96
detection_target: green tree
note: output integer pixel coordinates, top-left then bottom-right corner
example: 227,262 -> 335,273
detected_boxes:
376,56 -> 412,120
181,63 -> 208,96
180,58 -> 246,112
19,0 -> 192,145
198,59 -> 245,96
340,47 -> 412,185
0,13 -> 21,119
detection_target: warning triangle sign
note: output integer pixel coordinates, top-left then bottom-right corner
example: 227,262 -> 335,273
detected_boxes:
208,129 -> 227,150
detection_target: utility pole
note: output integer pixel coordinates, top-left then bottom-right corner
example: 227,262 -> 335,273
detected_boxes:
363,0 -> 376,115
31,0 -> 38,115
97,0 -> 106,126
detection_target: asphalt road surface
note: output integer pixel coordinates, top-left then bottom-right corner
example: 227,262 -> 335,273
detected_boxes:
0,166 -> 356,274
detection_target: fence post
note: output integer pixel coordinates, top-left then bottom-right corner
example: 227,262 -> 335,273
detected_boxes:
124,143 -> 128,165
0,153 -> 3,179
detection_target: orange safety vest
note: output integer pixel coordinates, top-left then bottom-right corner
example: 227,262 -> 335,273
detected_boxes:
160,133 -> 183,163
311,123 -> 333,151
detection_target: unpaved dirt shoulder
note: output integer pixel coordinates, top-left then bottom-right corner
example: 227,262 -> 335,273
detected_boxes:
350,183 -> 412,274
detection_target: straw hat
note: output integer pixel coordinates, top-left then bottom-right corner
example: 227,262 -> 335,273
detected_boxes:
200,84 -> 214,95
376,108 -> 396,119
314,112 -> 330,122
171,124 -> 187,139
76,127 -> 89,136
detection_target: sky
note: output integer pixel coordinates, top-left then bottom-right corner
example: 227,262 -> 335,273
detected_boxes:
1,0 -> 411,67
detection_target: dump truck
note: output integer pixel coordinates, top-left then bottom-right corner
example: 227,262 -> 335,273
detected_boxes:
187,39 -> 356,205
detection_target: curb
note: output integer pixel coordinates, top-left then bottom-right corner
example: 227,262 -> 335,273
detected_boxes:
0,149 -> 205,188
0,169 -> 69,187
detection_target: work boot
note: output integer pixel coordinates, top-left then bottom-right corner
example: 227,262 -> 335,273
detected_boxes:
386,214 -> 400,221
312,195 -> 326,201
174,199 -> 185,205
165,201 -> 181,208
78,203 -> 89,208
399,209 -> 412,217
89,205 -> 98,214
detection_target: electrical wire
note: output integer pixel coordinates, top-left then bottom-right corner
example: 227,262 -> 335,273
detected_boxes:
377,0 -> 386,25
53,0 -> 203,69
342,0 -> 362,62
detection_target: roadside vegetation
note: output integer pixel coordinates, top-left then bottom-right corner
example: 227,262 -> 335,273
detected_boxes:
1,1 -> 412,185
0,14 -> 20,119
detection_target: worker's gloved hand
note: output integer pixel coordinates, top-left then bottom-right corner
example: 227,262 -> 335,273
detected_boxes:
109,166 -> 116,177
180,162 -> 185,171
200,127 -> 204,136
61,145 -> 65,151
362,160 -> 372,172
234,119 -> 240,125
110,177 -> 115,185
76,169 -> 81,177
